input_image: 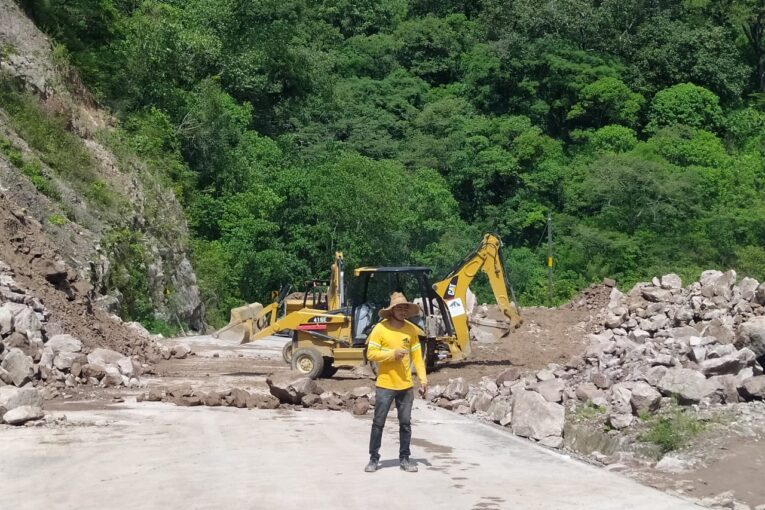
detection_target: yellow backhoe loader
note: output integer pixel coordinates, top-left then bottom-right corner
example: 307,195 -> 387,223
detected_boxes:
432,233 -> 523,361
240,233 -> 522,379
213,253 -> 345,344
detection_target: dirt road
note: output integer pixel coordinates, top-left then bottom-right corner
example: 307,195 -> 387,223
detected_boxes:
2,399 -> 698,510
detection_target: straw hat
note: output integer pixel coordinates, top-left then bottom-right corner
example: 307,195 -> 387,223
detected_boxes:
379,292 -> 420,319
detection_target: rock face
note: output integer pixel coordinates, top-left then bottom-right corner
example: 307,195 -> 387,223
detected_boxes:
511,390 -> 565,442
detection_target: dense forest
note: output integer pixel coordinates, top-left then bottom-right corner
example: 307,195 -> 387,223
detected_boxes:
16,0 -> 765,326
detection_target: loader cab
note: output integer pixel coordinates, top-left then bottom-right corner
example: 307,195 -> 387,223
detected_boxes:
350,267 -> 454,347
301,279 -> 331,310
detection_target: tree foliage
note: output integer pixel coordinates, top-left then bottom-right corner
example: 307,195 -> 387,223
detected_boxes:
24,0 -> 765,322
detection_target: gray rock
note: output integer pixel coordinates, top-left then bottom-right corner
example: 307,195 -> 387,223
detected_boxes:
13,308 -> 42,336
0,348 -> 33,386
699,348 -> 755,376
495,367 -> 523,386
702,270 -> 736,299
0,386 -> 42,412
82,363 -> 106,380
443,377 -> 469,400
630,382 -> 661,415
171,343 -> 192,359
267,375 -> 324,405
536,369 -> 555,381
350,386 -> 373,398
87,348 -> 126,366
756,282 -> 765,305
3,405 -> 43,425
741,376 -> 765,400
425,384 -> 445,401
470,391 -> 494,413
0,305 -> 13,335
575,383 -> 605,402
737,317 -> 765,357
671,326 -> 700,341
702,319 -> 736,345
660,274 -> 682,290
116,358 -> 135,377
46,334 -> 82,354
738,277 -> 760,301
534,379 -> 564,403
100,366 -> 124,387
487,397 -> 513,426
53,352 -> 86,371
511,390 -> 564,441
657,368 -> 717,403
642,287 -> 672,303
352,398 -> 370,415
608,412 -> 633,429
655,455 -> 692,473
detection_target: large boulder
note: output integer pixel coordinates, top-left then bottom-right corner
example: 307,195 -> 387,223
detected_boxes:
53,352 -> 87,371
737,317 -> 765,357
511,390 -> 565,442
741,376 -> 765,400
87,348 -> 126,366
266,375 -> 323,405
701,270 -> 736,299
533,379 -> 565,403
630,382 -> 662,415
641,287 -> 672,303
660,274 -> 682,290
738,277 -> 760,302
3,405 -> 43,425
0,305 -> 13,335
443,377 -> 469,400
487,397 -> 513,426
699,348 -> 755,376
13,308 -> 42,337
0,386 -> 42,414
47,334 -> 82,354
1,348 -> 33,386
657,368 -> 717,404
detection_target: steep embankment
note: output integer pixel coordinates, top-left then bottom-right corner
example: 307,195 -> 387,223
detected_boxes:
0,0 -> 202,330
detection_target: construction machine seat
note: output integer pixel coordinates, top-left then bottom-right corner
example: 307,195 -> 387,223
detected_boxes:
352,303 -> 375,347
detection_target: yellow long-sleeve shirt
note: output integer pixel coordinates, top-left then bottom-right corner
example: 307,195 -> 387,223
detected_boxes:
366,319 -> 427,390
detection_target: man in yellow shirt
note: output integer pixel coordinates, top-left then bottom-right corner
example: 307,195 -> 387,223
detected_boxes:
365,292 -> 428,473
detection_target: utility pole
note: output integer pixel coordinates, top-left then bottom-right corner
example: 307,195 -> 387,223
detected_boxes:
547,214 -> 553,307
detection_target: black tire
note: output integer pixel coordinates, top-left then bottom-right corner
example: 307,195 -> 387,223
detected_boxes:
282,342 -> 294,364
321,358 -> 338,378
291,348 -> 324,379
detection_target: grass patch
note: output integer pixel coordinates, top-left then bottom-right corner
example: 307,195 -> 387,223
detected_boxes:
0,137 -> 61,200
639,407 -> 706,455
47,214 -> 67,226
573,400 -> 607,420
0,77 -> 123,211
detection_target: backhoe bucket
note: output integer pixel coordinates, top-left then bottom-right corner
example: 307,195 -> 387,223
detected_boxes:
213,303 -> 264,344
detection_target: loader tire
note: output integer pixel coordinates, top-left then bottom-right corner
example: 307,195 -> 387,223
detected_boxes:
321,359 -> 338,378
282,342 -> 294,364
291,348 -> 324,379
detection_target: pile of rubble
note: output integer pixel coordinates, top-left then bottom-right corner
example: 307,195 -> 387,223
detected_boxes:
138,375 -> 376,415
0,259 -> 176,425
423,270 -> 765,450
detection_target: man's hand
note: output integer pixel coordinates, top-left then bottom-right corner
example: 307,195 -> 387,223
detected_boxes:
393,349 -> 407,361
419,385 -> 428,399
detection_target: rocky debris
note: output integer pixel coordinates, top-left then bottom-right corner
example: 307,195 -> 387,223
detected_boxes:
0,260 -> 158,394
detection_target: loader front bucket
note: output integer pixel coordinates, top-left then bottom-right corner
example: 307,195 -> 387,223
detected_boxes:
213,303 -> 264,344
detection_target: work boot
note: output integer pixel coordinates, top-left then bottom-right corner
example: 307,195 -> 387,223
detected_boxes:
399,458 -> 418,472
364,459 -> 380,473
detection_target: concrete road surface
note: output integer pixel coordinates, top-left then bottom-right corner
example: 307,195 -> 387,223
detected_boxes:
1,400 -> 697,510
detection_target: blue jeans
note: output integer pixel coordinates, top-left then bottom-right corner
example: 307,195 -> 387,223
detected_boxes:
369,387 -> 414,462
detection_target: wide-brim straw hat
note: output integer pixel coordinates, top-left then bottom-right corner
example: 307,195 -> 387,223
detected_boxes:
379,292 -> 421,319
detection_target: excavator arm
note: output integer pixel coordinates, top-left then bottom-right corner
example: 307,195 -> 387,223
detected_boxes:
433,233 -> 522,359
